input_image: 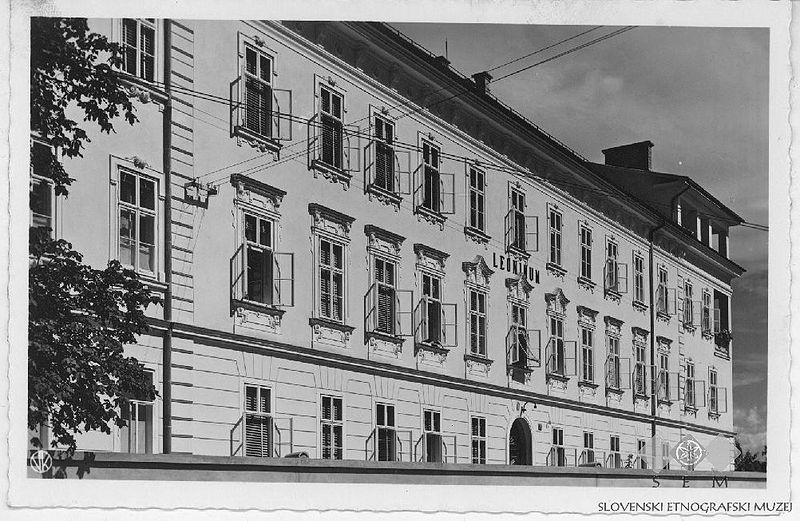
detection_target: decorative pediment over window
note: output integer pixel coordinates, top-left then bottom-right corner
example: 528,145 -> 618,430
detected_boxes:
414,243 -> 449,275
231,174 -> 286,216
506,273 -> 534,302
656,335 -> 672,352
308,203 -> 354,240
365,224 -> 404,260
632,326 -> 650,345
545,288 -> 569,317
604,316 -> 624,337
462,255 -> 494,288
577,306 -> 599,329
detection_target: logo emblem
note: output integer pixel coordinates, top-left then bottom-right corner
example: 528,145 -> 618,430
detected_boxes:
672,434 -> 707,468
29,449 -> 52,474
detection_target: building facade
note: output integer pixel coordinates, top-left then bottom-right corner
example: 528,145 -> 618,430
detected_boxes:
32,19 -> 744,471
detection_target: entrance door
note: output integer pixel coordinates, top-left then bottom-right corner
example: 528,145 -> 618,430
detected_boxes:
509,417 -> 532,465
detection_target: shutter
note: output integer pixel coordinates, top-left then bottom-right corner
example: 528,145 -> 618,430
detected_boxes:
506,326 -> 519,364
395,289 -> 414,336
719,387 -> 728,413
441,302 -> 458,347
619,357 -> 632,390
504,209 -> 513,251
396,149 -> 412,195
616,263 -> 628,293
377,286 -> 394,334
564,340 -> 578,376
344,124 -> 361,173
714,307 -> 721,333
307,113 -> 319,169
364,140 -> 375,186
229,77 -> 242,137
364,283 -> 376,333
245,414 -> 272,458
230,243 -> 245,306
694,380 -> 707,408
526,215 -> 539,253
692,300 -> 702,327
439,171 -> 456,215
272,88 -> 292,141
414,298 -> 425,344
527,329 -> 541,367
272,251 -> 294,307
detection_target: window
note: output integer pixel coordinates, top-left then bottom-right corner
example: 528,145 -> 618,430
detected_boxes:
468,289 -> 487,357
685,361 -> 696,408
609,435 -> 621,468
510,188 -> 525,250
319,238 -> 345,322
374,257 -> 397,335
661,442 -> 671,470
657,267 -> 669,314
244,212 -> 273,304
118,169 -> 157,275
30,140 -> 57,234
548,208 -> 562,266
605,334 -> 621,389
122,18 -> 156,81
422,141 -> 441,213
420,272 -> 442,343
244,385 -> 273,458
637,439 -> 648,469
471,417 -> 487,464
320,396 -> 343,460
320,85 -> 344,169
582,432 -> 595,465
468,166 -> 486,233
634,342 -> 648,396
580,327 -> 594,383
508,303 -> 537,371
604,239 -> 626,293
580,226 -> 592,280
658,352 -> 670,401
683,280 -> 694,326
708,368 -> 726,414
551,427 -> 566,466
243,45 -> 273,138
702,290 -> 712,334
547,316 -> 565,375
120,370 -> 154,454
376,403 -> 397,462
633,253 -> 645,304
423,410 -> 442,463
373,115 -> 396,193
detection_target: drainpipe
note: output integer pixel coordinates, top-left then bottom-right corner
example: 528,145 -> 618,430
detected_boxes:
647,224 -> 664,443
161,18 -> 173,455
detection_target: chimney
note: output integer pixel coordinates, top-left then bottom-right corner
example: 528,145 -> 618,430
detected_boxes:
472,71 -> 493,94
433,55 -> 451,70
601,141 -> 654,171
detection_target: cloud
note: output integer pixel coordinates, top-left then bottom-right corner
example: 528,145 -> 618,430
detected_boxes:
733,406 -> 767,453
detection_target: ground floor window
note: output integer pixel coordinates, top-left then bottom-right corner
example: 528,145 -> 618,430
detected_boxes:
120,370 -> 154,454
376,403 -> 396,462
423,409 -> 442,463
244,385 -> 273,458
321,395 -> 343,460
471,416 -> 486,464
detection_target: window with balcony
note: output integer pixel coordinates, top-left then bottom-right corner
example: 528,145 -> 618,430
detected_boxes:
117,168 -> 157,276
548,208 -> 562,267
468,166 -> 487,235
413,140 -> 454,223
505,187 -> 537,256
604,239 -> 627,297
633,253 -> 645,306
230,42 -> 292,153
121,18 -> 155,82
120,370 -> 154,454
308,83 -> 358,183
320,395 -> 343,460
579,225 -> 592,281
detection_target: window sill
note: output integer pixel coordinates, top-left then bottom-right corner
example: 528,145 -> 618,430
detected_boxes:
117,72 -> 169,106
546,372 -> 570,383
464,226 -> 491,245
578,380 -> 599,389
233,125 -> 283,155
604,288 -> 622,301
683,323 -> 697,333
414,205 -> 447,228
633,393 -> 649,401
309,316 -> 355,334
464,353 -> 493,365
701,330 -> 714,340
713,348 -> 731,360
310,159 -> 352,187
506,244 -> 530,260
683,405 -> 698,415
231,298 -> 286,318
708,411 -> 721,420
545,262 -> 567,278
656,311 -> 671,322
365,183 -> 403,208
632,300 -> 648,312
415,341 -> 450,356
577,276 -> 596,291
605,386 -> 625,396
365,329 -> 405,346
657,398 -> 673,407
507,363 -> 535,374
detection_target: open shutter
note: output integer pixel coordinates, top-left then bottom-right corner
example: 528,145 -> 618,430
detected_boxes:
344,124 -> 361,173
692,301 -> 702,327
694,380 -> 707,408
307,113 -> 319,169
713,307 -> 721,333
666,371 -> 679,402
717,387 -> 728,413
229,76 -> 242,137
272,251 -> 294,307
395,289 -> 414,336
364,283 -> 376,334
677,372 -> 687,402
506,327 -> 519,365
676,276 -> 685,323
230,243 -> 245,306
605,355 -> 617,388
545,337 -> 555,374
526,215 -> 539,253
441,303 -> 458,347
504,210 -> 514,250
564,340 -> 578,376
412,164 -> 424,209
414,298 -> 426,345
604,259 -> 615,291
396,149 -> 412,195
616,263 -> 628,293
527,329 -> 542,367
667,287 -> 677,316
440,172 -> 456,215
363,140 -> 375,186
272,88 -> 292,141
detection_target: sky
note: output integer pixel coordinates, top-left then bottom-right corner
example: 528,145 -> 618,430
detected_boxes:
393,23 -> 769,453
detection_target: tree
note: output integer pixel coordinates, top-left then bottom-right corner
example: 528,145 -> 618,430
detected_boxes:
734,439 -> 767,472
29,17 -> 158,454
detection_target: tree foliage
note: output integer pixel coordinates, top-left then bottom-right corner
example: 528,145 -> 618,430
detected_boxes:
31,17 -> 137,195
29,18 -> 156,455
734,439 -> 767,472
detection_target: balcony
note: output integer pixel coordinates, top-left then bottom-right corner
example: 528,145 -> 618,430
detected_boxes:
414,433 -> 458,464
363,139 -> 411,208
506,326 -> 541,383
229,244 -> 295,322
413,297 -> 457,365
230,413 -> 294,458
365,427 -> 414,462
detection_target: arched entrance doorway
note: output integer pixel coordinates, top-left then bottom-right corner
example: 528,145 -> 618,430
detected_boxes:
509,417 -> 532,465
